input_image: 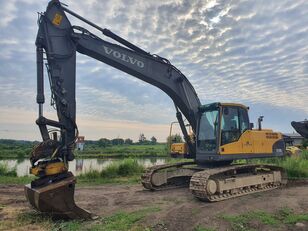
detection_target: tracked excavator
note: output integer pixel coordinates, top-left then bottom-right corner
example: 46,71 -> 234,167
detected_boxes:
25,0 -> 287,219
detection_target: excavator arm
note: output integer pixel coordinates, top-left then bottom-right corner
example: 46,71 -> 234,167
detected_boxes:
34,0 -> 200,164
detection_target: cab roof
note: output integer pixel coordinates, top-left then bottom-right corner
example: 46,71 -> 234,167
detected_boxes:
199,102 -> 249,112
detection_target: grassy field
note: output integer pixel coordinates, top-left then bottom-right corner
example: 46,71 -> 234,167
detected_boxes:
0,206 -> 162,231
0,143 -> 168,159
0,144 -> 33,159
75,144 -> 167,158
219,207 -> 308,231
1,206 -> 307,231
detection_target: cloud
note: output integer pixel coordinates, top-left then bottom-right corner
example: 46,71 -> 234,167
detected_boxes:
0,0 -> 307,140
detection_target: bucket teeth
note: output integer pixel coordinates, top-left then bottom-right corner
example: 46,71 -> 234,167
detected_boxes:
24,172 -> 93,219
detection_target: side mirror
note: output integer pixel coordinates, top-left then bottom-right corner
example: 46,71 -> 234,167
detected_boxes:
249,123 -> 254,129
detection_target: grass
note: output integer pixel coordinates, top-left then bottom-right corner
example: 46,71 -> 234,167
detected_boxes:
77,158 -> 145,185
247,149 -> 308,178
194,226 -> 217,231
0,149 -> 307,186
75,144 -> 168,158
0,175 -> 34,184
1,207 -> 161,231
221,207 -> 308,231
95,207 -> 160,231
0,157 -> 182,186
0,162 -> 34,184
0,162 -> 17,176
0,143 -> 168,159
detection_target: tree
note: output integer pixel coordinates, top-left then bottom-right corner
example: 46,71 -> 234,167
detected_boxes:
138,133 -> 146,144
167,134 -> 183,144
98,138 -> 111,147
111,138 -> 124,145
124,138 -> 133,145
150,136 -> 157,145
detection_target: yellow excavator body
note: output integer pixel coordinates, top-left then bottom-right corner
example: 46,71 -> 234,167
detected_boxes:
171,130 -> 283,157
219,129 -> 283,155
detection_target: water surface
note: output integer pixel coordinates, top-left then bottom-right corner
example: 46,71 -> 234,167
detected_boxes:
0,158 -> 167,176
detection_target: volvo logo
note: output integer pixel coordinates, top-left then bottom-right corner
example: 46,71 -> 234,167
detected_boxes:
103,46 -> 145,68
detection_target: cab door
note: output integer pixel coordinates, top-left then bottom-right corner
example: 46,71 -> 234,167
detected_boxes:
220,106 -> 251,154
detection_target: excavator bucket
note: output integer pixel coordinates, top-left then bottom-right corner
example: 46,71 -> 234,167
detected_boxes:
24,172 -> 92,219
291,121 -> 308,139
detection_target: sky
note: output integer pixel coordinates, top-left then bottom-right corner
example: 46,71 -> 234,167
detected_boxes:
0,0 -> 307,142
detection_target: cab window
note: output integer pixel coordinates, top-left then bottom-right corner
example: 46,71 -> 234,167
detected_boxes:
239,108 -> 249,133
198,108 -> 219,152
221,107 -> 241,145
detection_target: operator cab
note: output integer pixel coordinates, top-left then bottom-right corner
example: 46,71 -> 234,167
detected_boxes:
197,102 -> 250,161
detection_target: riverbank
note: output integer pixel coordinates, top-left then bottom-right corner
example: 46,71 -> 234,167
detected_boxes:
0,143 -> 168,159
75,144 -> 168,158
0,151 -> 308,185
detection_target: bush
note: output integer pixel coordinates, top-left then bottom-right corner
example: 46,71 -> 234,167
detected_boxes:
101,163 -> 119,178
279,156 -> 308,178
117,159 -> 144,176
249,151 -> 308,178
0,163 -> 17,177
80,158 -> 145,180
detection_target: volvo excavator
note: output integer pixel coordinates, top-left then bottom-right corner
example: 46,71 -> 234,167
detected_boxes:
25,0 -> 287,219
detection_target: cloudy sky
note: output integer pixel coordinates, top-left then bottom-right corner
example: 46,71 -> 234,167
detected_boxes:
0,0 -> 307,141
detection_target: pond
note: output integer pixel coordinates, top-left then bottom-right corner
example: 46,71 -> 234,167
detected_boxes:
0,158 -> 168,176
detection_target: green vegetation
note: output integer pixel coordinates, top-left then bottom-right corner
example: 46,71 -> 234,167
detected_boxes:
0,158 -> 184,186
0,162 -> 34,184
0,207 -> 161,231
94,207 -> 160,231
75,144 -> 167,158
0,139 -> 35,159
302,138 -> 308,149
0,162 -> 17,176
0,139 -> 168,159
221,207 -> 308,231
194,226 -> 217,231
247,149 -> 308,178
78,158 -> 145,185
0,175 -> 34,184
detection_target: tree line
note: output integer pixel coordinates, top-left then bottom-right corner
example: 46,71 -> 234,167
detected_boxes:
85,133 -> 159,148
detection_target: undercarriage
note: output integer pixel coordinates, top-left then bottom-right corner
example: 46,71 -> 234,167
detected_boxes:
141,162 -> 287,201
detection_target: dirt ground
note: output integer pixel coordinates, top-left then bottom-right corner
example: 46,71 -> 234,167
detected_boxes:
0,181 -> 308,231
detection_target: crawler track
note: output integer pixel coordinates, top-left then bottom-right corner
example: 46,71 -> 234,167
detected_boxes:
190,164 -> 287,202
141,161 -> 197,190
